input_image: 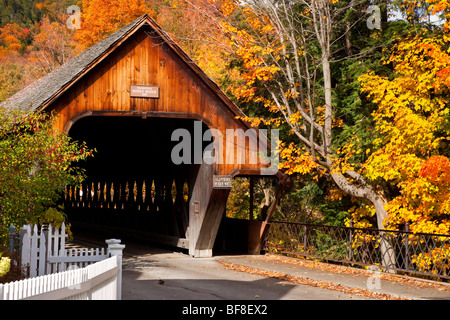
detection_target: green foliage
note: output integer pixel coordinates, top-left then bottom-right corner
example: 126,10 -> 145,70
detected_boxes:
0,0 -> 43,28
0,0 -> 79,28
0,107 -> 94,245
226,178 -> 250,220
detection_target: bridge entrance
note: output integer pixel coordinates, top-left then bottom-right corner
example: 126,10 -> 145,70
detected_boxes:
3,15 -> 282,257
66,115 -> 211,250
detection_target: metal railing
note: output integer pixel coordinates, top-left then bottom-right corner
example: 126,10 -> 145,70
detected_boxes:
266,221 -> 450,280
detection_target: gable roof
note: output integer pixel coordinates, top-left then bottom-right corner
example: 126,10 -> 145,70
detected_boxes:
1,14 -> 247,121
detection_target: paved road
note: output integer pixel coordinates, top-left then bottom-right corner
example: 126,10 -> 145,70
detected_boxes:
120,243 -> 369,300
71,233 -> 450,302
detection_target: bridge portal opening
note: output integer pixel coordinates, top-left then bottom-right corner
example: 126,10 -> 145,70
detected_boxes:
65,115 -> 209,248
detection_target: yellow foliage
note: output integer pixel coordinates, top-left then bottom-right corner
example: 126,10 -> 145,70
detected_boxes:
278,142 -> 321,176
359,33 -> 450,234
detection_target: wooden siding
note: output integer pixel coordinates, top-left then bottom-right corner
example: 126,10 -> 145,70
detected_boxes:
49,25 -> 265,177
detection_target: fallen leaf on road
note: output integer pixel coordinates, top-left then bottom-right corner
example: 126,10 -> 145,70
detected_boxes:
263,254 -> 450,291
218,261 -> 404,300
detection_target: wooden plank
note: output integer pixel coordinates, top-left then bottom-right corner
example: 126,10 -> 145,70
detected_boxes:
21,225 -> 31,271
38,231 -> 46,276
47,254 -> 107,264
29,225 -> 38,277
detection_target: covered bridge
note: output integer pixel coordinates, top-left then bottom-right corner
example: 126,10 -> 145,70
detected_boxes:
1,14 -> 284,257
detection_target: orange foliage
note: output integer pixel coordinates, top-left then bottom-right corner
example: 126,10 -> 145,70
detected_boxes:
31,15 -> 79,71
75,0 -> 151,49
217,1 -> 280,102
420,155 -> 450,184
0,23 -> 25,58
155,0 -> 231,83
426,0 -> 450,30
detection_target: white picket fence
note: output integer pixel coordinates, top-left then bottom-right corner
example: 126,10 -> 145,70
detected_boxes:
1,223 -> 125,300
20,223 -> 111,277
0,255 -> 120,300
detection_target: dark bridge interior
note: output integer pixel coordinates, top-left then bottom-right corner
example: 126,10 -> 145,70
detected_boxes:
65,116 -> 210,247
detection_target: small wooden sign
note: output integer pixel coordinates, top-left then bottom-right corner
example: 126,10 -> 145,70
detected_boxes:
213,175 -> 232,189
193,201 -> 200,214
130,85 -> 160,98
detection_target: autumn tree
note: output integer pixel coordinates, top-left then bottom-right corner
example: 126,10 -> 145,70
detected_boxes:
359,28 -> 450,235
0,23 -> 27,58
179,0 -> 444,271
200,0 -> 398,228
0,107 -> 94,245
191,0 -> 448,231
31,14 -> 79,72
0,0 -> 44,28
0,63 -> 43,102
0,2 -> 79,99
75,0 -> 151,49
151,0 -> 233,83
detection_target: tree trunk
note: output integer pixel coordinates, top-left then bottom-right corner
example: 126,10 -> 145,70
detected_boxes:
330,170 -> 396,272
367,192 -> 396,272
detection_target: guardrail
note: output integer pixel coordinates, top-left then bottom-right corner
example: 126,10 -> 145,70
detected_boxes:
266,221 -> 450,280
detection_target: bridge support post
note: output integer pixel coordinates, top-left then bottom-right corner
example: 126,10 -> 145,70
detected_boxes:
188,163 -> 230,258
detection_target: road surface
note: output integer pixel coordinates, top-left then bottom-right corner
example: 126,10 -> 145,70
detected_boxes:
120,242 -> 370,300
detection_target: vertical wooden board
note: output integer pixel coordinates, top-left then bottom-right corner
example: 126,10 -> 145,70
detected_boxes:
141,35 -> 149,85
53,226 -> 59,259
221,114 -> 234,175
188,162 -> 214,256
143,40 -> 153,113
210,108 -> 222,172
184,75 -> 192,115
189,77 -> 198,116
71,85 -> 79,112
38,231 -> 46,276
59,97 -> 71,130
46,224 -> 53,274
134,39 -> 142,110
79,77 -> 86,112
92,70 -> 102,112
115,49 -> 123,111
153,38 -> 161,113
140,37 -> 151,112
110,57 -> 116,109
165,52 -> 173,113
199,80 -> 209,119
110,54 -> 118,110
178,61 -> 187,113
120,49 -> 129,111
21,225 -> 31,271
102,60 -> 112,109
170,60 -> 178,113
29,225 -> 38,277
85,74 -> 95,111
163,49 -> 172,112
126,49 -> 133,110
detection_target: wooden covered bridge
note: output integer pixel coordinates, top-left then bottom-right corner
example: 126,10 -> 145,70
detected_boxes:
2,15 -> 284,257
